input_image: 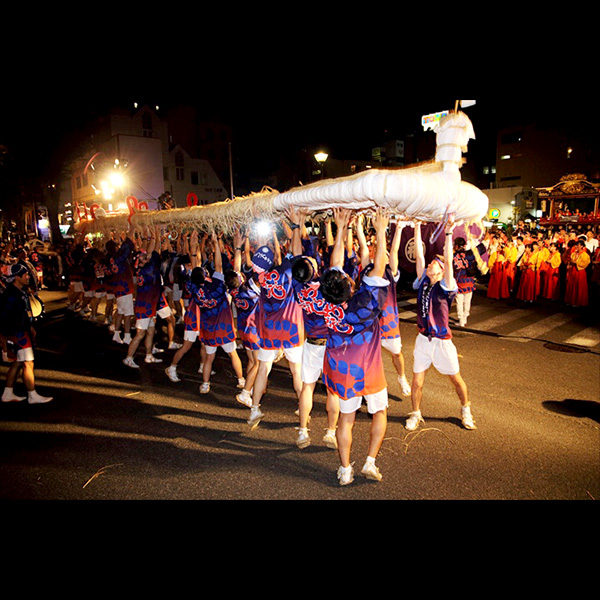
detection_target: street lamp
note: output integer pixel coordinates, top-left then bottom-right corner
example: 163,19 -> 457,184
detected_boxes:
314,151 -> 328,180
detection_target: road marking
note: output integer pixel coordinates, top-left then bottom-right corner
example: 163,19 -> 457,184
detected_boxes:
505,312 -> 576,340
563,327 -> 600,348
470,309 -> 532,331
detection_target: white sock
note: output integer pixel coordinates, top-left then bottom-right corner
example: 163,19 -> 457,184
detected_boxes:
365,456 -> 376,465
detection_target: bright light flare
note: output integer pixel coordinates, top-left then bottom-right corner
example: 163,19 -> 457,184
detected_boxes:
254,220 -> 272,238
109,172 -> 125,187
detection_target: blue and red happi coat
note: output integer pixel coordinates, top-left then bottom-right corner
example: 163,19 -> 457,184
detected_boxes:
308,272 -> 389,400
257,258 -> 304,349
189,273 -> 236,347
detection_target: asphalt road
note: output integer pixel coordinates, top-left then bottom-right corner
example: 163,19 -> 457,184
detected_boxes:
0,288 -> 598,500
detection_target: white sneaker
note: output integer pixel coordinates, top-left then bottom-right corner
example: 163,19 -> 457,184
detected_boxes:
152,346 -> 164,355
236,389 -> 252,407
236,377 -> 246,389
337,464 -> 354,486
144,355 -> 163,364
122,333 -> 132,345
398,374 -> 412,396
247,406 -> 264,429
27,391 -> 53,404
295,427 -> 311,449
322,429 -> 338,449
123,356 -> 139,369
461,405 -> 477,430
168,341 -> 183,350
361,460 -> 383,481
199,382 -> 210,394
405,410 -> 424,431
112,332 -> 123,344
198,364 -> 216,375
165,366 -> 180,382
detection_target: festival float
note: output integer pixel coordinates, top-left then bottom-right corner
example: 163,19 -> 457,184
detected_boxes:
74,101 -> 489,241
538,174 -> 600,230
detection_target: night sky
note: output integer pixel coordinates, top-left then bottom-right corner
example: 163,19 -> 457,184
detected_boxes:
2,49 -> 596,189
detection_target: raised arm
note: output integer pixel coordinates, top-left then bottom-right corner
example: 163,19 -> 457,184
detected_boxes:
371,208 -> 390,279
389,220 -> 404,276
355,213 -> 371,268
212,232 -> 222,274
443,216 -> 456,288
285,206 -> 304,257
329,208 -> 351,269
414,222 -> 425,279
233,227 -> 244,272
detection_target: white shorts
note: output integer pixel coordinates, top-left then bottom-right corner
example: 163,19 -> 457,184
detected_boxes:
84,289 -> 95,298
116,293 -> 135,317
106,293 -> 115,300
339,388 -> 389,415
205,340 -> 237,355
258,344 -> 304,365
16,347 -> 35,362
94,290 -> 106,299
301,342 -> 325,384
157,305 -> 172,319
135,316 -> 157,331
381,336 -> 402,355
184,330 -> 199,342
413,333 -> 460,375
71,281 -> 84,293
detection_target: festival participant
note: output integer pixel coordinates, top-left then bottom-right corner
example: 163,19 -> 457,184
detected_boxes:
564,240 -> 590,307
541,242 -> 562,300
0,264 -> 53,404
590,245 -> 600,298
511,236 -> 526,296
287,207 -> 339,450
516,243 -> 539,303
159,235 -> 179,320
537,240 -> 551,298
77,246 -> 98,317
86,248 -> 110,323
487,244 -> 509,299
66,241 -> 85,310
504,238 -> 518,294
28,245 -> 45,290
584,230 -> 598,256
356,214 -> 412,395
452,236 -> 477,326
123,228 -> 169,368
104,232 -> 135,345
165,237 -> 204,383
227,229 -> 261,408
319,207 -> 391,485
247,225 -> 305,430
190,232 -> 245,394
405,217 -> 476,433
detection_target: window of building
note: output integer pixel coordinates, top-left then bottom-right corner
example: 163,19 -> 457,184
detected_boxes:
142,112 -> 153,137
191,171 -> 199,185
